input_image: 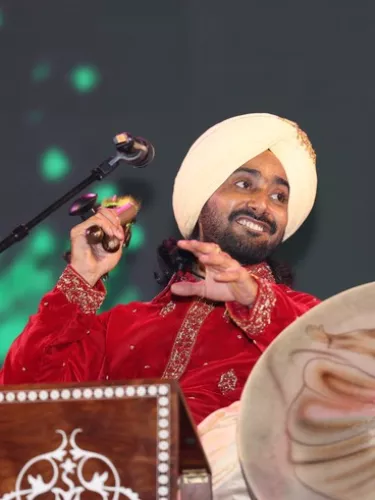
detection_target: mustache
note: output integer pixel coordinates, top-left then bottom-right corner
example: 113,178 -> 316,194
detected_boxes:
229,209 -> 277,235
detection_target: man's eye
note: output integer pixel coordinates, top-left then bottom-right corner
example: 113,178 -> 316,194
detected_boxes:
271,192 -> 288,203
235,180 -> 251,189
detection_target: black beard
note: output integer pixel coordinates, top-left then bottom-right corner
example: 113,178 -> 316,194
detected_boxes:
199,204 -> 283,265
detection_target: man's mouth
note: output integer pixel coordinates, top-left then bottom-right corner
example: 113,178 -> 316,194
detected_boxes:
235,217 -> 269,234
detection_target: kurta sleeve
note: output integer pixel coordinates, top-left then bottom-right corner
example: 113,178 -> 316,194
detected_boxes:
0,265 -> 111,385
225,277 -> 321,340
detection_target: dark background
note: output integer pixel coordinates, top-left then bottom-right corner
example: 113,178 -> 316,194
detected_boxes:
0,1 -> 373,361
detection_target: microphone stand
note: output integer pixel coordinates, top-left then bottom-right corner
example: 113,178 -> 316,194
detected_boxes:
0,144 -> 146,254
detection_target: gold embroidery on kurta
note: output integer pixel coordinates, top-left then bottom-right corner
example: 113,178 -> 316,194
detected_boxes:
229,279 -> 276,336
248,262 -> 275,283
162,300 -> 215,379
56,266 -> 105,314
160,301 -> 176,317
223,310 -> 231,323
218,369 -> 238,395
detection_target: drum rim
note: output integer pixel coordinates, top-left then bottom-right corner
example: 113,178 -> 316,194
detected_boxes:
237,280 -> 375,499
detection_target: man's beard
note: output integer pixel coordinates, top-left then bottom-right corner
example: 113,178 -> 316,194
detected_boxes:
198,203 -> 284,265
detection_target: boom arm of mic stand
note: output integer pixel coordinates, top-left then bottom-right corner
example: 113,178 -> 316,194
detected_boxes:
0,151 -> 134,254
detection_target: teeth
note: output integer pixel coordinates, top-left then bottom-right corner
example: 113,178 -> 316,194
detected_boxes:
238,219 -> 264,232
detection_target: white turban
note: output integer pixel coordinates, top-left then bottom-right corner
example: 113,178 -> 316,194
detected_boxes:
172,113 -> 317,242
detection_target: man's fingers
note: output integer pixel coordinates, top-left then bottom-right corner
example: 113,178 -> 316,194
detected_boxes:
177,239 -> 221,256
178,239 -> 242,273
198,251 -> 234,268
213,270 -> 242,282
71,213 -> 124,241
171,281 -> 205,297
178,240 -> 232,266
92,213 -> 124,239
97,207 -> 121,227
97,208 -> 124,238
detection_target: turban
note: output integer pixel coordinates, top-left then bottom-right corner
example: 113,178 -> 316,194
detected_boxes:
172,113 -> 317,242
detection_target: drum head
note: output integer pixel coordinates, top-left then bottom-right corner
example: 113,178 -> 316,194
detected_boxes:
238,281 -> 375,500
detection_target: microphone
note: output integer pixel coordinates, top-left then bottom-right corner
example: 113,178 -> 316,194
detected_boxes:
113,133 -> 155,167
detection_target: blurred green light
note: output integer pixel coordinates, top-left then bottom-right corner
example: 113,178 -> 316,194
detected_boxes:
40,147 -> 71,181
95,182 -> 119,202
0,282 -> 15,315
0,255 -> 54,316
32,63 -> 51,82
116,286 -> 141,304
29,227 -> 57,257
0,9 -> 4,28
30,268 -> 55,293
70,65 -> 100,93
27,110 -> 44,124
108,259 -> 125,278
7,260 -> 35,288
128,224 -> 145,252
0,234 -> 63,363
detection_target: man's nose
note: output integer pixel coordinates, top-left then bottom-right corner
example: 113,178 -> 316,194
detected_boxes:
246,191 -> 267,215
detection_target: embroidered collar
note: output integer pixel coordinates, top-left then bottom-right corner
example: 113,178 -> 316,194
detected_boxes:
245,262 -> 275,283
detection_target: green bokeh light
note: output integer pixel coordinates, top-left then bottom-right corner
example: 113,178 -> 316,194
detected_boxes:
0,226 -> 61,362
32,63 -> 51,82
40,147 -> 71,181
27,110 -> 44,124
29,227 -> 57,257
128,224 -> 145,252
95,182 -> 119,201
0,232 -> 58,316
0,9 -> 4,28
69,65 -> 100,93
106,260 -> 124,279
116,286 -> 141,305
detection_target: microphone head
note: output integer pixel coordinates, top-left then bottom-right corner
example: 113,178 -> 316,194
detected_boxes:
131,137 -> 155,167
114,133 -> 155,168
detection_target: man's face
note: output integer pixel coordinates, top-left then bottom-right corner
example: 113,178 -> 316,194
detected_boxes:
198,150 -> 289,265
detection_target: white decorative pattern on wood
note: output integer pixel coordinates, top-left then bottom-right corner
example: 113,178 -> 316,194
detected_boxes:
0,384 -> 171,500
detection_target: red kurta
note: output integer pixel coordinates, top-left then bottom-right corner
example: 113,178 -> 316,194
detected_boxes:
0,263 -> 320,424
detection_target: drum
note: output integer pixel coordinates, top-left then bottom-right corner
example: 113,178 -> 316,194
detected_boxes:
238,281 -> 375,500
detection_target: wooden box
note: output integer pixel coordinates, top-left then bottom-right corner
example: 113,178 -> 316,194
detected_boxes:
0,379 -> 212,499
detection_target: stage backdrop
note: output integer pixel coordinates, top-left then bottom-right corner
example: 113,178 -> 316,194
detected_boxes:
0,1 -> 374,363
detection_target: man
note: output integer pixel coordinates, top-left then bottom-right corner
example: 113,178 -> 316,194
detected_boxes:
0,113 -> 320,427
